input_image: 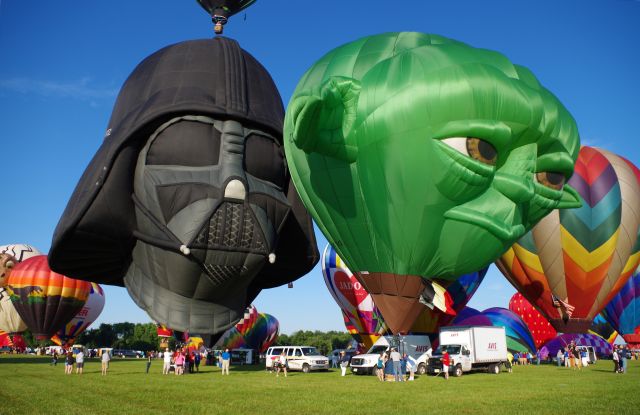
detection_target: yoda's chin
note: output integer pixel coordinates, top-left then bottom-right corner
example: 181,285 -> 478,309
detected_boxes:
428,219 -> 507,278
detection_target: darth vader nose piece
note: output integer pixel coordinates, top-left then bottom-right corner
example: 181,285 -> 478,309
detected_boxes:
224,179 -> 246,200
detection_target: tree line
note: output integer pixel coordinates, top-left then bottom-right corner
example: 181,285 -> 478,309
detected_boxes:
20,324 -> 355,355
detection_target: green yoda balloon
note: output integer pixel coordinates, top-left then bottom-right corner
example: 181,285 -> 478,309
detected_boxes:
284,32 -> 581,333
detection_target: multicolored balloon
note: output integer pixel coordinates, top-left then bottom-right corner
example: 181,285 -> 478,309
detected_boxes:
322,245 -> 385,349
453,307 -> 536,354
602,266 -> 640,347
538,333 -> 613,360
0,287 -> 27,334
217,307 -> 279,352
51,283 -> 105,346
509,293 -> 556,349
6,255 -> 92,339
0,244 -> 41,287
285,32 -> 581,334
589,314 -> 618,344
245,313 -> 279,353
497,147 -> 640,332
0,330 -> 25,349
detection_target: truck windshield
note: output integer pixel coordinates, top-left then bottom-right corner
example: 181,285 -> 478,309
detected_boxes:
301,347 -> 318,355
436,345 -> 461,355
368,346 -> 388,355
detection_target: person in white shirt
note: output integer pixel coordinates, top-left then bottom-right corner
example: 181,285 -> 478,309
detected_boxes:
390,348 -> 401,382
163,348 -> 172,375
75,350 -> 85,375
101,350 -> 111,376
276,351 -> 287,378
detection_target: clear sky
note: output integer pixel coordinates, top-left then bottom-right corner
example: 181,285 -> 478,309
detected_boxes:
1,1 -> 638,335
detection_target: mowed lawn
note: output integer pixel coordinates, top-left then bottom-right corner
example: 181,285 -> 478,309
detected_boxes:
0,356 -> 638,415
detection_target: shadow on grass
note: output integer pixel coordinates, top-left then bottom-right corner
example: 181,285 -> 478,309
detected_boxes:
0,357 -> 51,364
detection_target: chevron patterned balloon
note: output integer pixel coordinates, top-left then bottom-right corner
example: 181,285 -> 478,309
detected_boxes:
497,146 -> 640,333
602,265 -> 640,346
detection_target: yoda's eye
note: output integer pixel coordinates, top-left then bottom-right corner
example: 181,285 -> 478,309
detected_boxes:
536,171 -> 565,190
441,137 -> 497,166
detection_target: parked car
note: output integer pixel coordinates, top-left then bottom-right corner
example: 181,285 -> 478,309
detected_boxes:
264,346 -> 329,373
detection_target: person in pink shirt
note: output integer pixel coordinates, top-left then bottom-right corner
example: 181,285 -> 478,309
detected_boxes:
174,351 -> 185,375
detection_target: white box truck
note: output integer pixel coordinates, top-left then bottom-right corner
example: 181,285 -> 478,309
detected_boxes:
350,335 -> 432,375
427,326 -> 507,376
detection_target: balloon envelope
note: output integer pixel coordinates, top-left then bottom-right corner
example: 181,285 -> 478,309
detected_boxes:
509,293 -> 556,349
0,244 -> 41,287
52,283 -> 105,345
285,32 -> 581,334
602,266 -> 640,345
0,289 -> 27,334
6,256 -> 91,339
539,333 -> 613,360
497,147 -> 640,332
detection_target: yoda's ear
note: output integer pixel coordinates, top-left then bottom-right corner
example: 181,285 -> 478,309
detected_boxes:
288,76 -> 360,163
557,184 -> 582,209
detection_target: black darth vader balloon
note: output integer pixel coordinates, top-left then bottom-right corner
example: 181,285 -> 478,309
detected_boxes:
49,37 -> 318,334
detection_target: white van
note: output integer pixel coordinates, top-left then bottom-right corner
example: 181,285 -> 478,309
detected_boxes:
264,346 -> 329,373
350,335 -> 432,375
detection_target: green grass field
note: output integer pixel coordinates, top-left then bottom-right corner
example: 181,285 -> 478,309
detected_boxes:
0,355 -> 638,415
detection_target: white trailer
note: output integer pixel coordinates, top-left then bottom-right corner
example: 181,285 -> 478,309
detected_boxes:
428,326 -> 507,376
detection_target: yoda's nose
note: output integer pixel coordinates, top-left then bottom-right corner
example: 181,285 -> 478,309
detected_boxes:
493,173 -> 535,203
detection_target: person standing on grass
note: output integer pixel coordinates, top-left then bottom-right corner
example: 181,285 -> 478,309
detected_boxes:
556,349 -> 563,367
339,351 -> 350,377
221,348 -> 231,375
101,349 -> 111,376
175,351 -> 185,375
51,351 -> 58,366
612,347 -> 620,373
195,351 -> 201,372
146,352 -> 152,374
505,352 -> 513,373
276,351 -> 287,377
620,346 -> 628,374
441,350 -> 450,380
65,351 -> 74,375
406,354 -> 417,381
389,348 -> 401,382
162,348 -> 172,374
376,352 -> 386,382
331,352 -> 338,368
75,349 -> 85,375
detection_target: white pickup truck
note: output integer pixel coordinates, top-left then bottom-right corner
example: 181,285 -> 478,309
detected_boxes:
427,326 -> 507,376
350,335 -> 432,375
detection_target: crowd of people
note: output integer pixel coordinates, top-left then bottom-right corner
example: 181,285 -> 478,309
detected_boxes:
371,348 -> 418,382
158,348 -> 204,375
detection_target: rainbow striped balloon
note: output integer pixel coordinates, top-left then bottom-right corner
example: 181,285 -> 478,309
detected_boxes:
497,146 -> 640,333
6,255 -> 92,339
602,266 -> 640,345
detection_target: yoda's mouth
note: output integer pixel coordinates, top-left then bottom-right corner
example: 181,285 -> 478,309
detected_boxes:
444,208 -> 525,242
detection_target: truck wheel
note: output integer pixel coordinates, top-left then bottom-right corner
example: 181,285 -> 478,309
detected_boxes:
302,363 -> 310,373
490,364 -> 500,374
454,365 -> 463,377
417,363 -> 426,375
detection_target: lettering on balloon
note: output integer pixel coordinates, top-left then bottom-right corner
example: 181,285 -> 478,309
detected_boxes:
76,307 -> 89,318
333,271 -> 368,308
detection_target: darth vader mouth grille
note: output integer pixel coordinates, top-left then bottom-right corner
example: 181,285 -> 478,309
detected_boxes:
202,264 -> 248,286
194,202 -> 267,253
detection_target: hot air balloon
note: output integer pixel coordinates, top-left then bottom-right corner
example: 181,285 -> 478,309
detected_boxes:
244,312 -> 279,353
6,256 -> 91,340
0,289 -> 26,334
590,314 -> 618,344
49,36 -> 319,335
452,307 -> 536,354
0,244 -> 41,287
157,324 -> 174,338
538,333 -> 612,360
321,245 -> 386,349
196,0 -> 256,34
51,283 -> 105,346
509,293 -> 557,349
602,266 -> 640,348
497,147 -> 640,332
284,32 -> 581,334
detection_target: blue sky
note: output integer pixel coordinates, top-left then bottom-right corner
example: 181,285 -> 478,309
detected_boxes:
1,1 -> 638,334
